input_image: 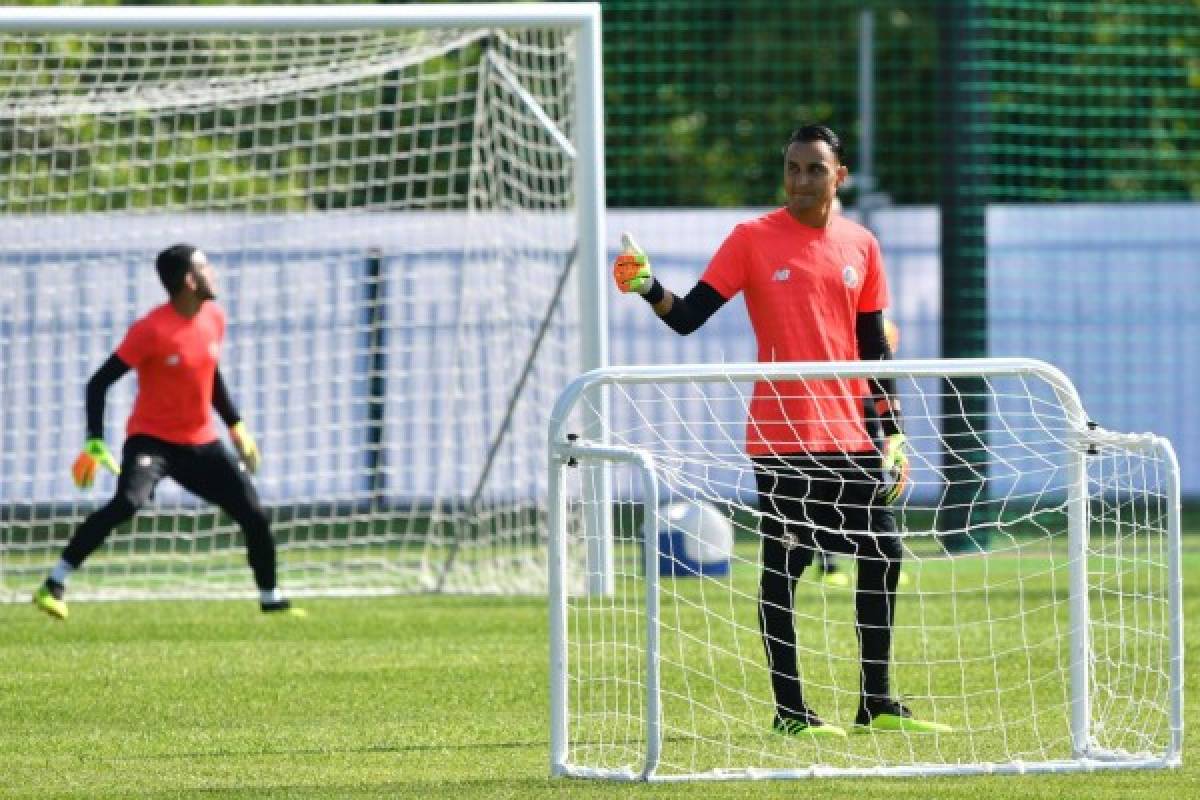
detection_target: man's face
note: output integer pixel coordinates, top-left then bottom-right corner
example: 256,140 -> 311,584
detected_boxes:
189,249 -> 217,301
783,140 -> 846,216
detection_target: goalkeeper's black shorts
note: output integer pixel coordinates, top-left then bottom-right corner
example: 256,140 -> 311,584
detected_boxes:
751,451 -> 899,578
114,434 -> 262,515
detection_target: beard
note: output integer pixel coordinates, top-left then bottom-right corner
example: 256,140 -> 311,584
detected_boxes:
196,277 -> 217,301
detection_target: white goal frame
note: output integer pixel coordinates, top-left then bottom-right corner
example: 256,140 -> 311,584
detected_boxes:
0,3 -> 610,599
547,357 -> 1183,780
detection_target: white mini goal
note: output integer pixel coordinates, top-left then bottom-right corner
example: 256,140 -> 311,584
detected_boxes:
547,358 -> 1182,779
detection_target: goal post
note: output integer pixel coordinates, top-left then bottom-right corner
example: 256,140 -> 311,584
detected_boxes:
548,358 -> 1182,779
0,4 -> 607,599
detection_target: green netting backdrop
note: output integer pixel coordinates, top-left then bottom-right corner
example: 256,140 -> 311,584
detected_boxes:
602,0 -> 1198,206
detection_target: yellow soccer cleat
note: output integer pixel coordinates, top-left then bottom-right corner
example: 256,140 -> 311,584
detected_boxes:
773,714 -> 848,740
854,699 -> 953,734
33,584 -> 68,620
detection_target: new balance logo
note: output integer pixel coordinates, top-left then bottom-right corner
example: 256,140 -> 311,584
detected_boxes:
165,354 -> 180,367
773,268 -> 791,282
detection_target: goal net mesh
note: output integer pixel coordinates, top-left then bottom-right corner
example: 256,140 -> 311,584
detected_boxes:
0,24 -> 583,598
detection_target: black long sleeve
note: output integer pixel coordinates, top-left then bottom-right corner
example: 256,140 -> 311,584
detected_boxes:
659,280 -> 727,335
857,310 -> 902,436
856,310 -> 891,362
86,353 -> 131,440
212,366 -> 242,428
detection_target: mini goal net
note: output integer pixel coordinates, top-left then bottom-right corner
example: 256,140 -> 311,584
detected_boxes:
548,358 -> 1182,779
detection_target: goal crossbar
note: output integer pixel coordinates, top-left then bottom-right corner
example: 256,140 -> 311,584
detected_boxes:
0,5 -> 603,32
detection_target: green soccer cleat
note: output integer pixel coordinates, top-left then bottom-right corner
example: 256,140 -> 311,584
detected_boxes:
33,584 -> 68,620
773,714 -> 847,740
853,699 -> 953,734
260,599 -> 308,618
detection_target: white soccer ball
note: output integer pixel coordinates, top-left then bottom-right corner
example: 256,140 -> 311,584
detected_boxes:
661,500 -> 734,565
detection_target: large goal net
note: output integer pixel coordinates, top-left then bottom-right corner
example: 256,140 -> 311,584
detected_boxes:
0,7 -> 604,599
548,359 -> 1181,779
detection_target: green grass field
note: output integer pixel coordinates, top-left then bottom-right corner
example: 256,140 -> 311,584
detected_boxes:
2,549 -> 1197,798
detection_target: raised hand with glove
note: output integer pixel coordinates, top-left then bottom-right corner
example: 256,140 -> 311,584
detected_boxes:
613,232 -> 654,294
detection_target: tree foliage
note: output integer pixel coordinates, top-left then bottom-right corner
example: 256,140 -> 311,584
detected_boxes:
1,0 -> 1196,210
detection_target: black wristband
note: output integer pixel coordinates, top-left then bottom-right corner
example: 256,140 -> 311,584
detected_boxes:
641,277 -> 665,305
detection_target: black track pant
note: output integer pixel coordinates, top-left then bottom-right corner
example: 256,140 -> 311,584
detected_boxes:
753,452 -> 902,718
62,434 -> 277,591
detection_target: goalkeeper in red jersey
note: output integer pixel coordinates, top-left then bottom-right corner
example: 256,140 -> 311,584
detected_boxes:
615,125 -> 947,737
33,244 -> 304,620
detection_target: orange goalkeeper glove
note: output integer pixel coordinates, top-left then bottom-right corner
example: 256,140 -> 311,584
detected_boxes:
71,438 -> 120,489
230,421 -> 260,474
613,232 -> 652,294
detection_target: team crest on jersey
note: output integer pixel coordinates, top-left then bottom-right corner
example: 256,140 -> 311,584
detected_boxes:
842,264 -> 860,289
773,268 -> 791,282
165,354 -> 180,367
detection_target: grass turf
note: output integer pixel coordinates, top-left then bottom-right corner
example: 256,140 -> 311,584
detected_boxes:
1,553 -> 1197,798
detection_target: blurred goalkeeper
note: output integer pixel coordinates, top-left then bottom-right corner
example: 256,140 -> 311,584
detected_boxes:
615,124 -> 946,737
33,245 -> 304,620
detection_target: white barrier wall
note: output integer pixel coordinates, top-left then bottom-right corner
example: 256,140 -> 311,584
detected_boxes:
1,204 -> 1196,505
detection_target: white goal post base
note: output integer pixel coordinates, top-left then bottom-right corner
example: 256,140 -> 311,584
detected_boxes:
0,4 -> 607,599
548,358 -> 1182,780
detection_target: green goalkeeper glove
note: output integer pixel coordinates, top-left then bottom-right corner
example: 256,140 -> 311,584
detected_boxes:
613,232 -> 652,294
230,421 -> 260,474
71,438 -> 120,489
879,432 -> 910,505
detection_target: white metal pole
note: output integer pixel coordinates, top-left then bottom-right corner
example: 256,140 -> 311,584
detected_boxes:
637,455 -> 662,781
1066,441 -> 1091,758
573,8 -> 614,596
0,4 -> 604,31
1160,436 -> 1184,764
547,446 -> 570,776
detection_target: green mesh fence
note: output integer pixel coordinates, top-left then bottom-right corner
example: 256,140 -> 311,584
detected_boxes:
603,0 -> 1198,205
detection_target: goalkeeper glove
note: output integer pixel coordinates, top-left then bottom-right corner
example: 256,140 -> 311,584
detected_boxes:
71,438 -> 120,489
613,232 -> 653,294
878,432 -> 910,505
230,421 -> 260,474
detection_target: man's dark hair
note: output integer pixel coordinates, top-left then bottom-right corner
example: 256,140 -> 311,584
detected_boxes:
784,124 -> 843,163
156,243 -> 197,296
